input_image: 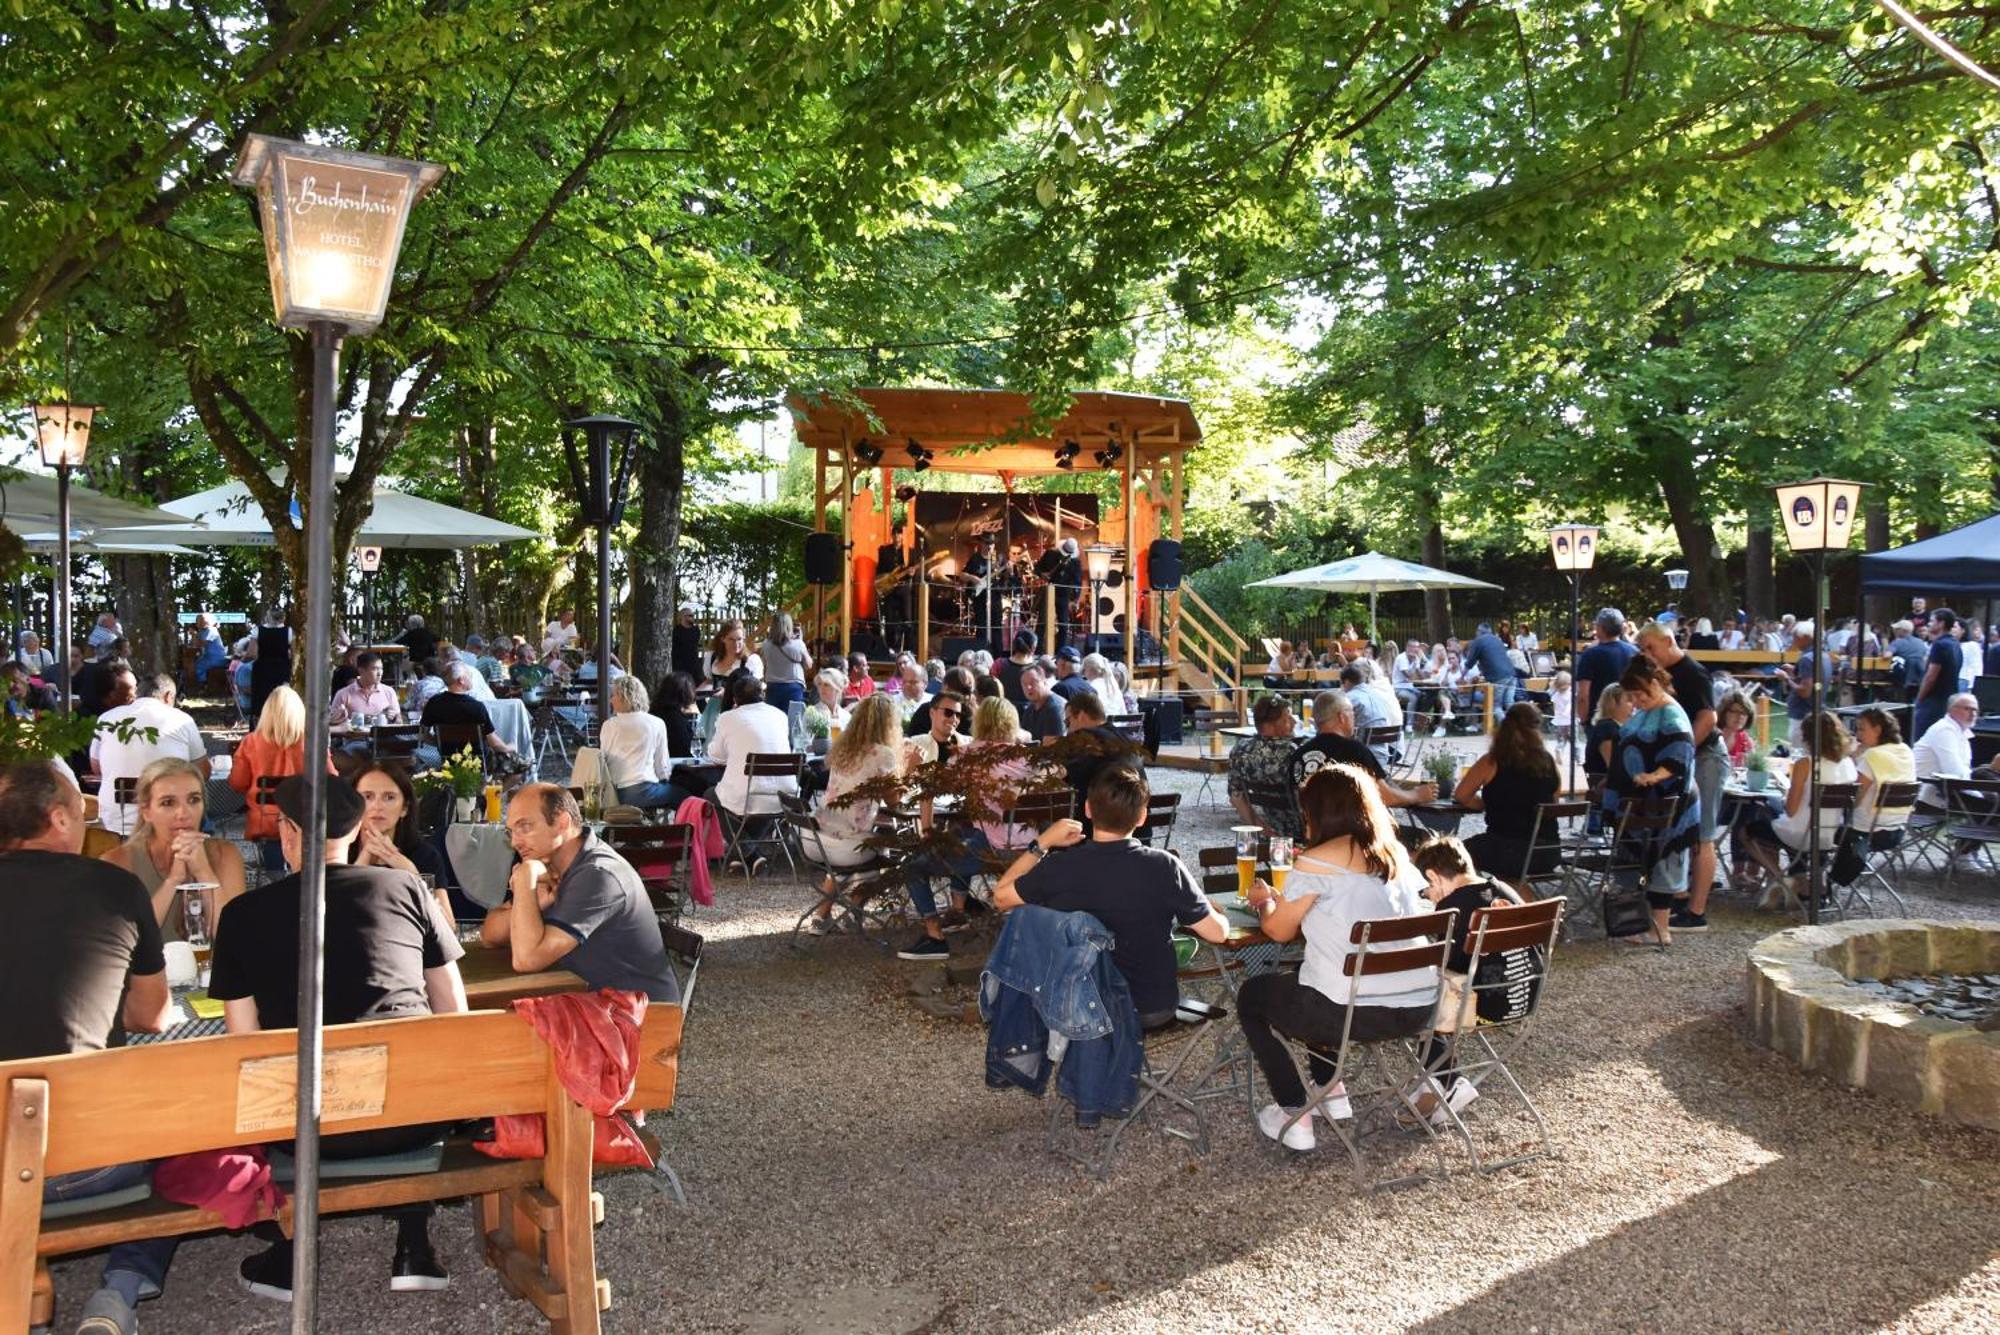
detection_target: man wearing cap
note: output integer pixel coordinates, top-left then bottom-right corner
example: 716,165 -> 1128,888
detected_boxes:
481,782 -> 679,1001
1050,645 -> 1094,703
207,774 -> 467,1300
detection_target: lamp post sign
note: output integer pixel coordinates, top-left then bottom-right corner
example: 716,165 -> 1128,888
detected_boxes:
236,136 -> 443,335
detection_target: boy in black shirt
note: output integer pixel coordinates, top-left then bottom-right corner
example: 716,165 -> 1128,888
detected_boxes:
994,766 -> 1229,1027
210,774 -> 465,1301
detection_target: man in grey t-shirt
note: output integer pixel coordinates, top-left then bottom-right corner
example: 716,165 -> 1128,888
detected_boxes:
482,783 -> 679,1002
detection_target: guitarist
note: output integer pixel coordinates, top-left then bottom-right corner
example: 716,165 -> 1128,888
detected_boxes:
961,535 -> 996,651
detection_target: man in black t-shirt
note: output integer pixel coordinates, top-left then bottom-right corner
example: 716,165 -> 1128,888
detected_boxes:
209,774 -> 465,1300
997,630 -> 1037,707
1058,690 -> 1144,831
395,613 -> 439,665
420,662 -> 518,764
1574,607 -> 1638,723
995,766 -> 1228,1027
0,761 -> 175,1330
1291,690 -> 1436,811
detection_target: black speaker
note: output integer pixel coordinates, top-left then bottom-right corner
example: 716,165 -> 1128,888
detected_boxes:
803,532 -> 843,585
1147,539 -> 1183,592
1139,694 -> 1184,746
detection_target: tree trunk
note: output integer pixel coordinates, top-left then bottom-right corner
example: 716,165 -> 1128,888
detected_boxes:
1863,500 -> 1891,629
112,555 -> 177,678
1419,520 -> 1451,642
1744,519 -> 1774,620
630,405 -> 689,689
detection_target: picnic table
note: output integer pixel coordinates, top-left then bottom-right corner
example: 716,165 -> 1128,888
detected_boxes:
457,944 -> 585,1008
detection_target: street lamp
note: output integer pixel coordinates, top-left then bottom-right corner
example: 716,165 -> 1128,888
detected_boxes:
30,402 -> 96,711
1774,477 -> 1863,927
233,132 -> 440,1335
1083,543 -> 1116,648
1665,568 -> 1689,593
561,414 -> 640,716
356,546 -> 383,647
1548,523 -> 1599,796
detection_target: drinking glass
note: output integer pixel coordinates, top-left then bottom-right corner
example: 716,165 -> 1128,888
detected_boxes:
1231,824 -> 1261,899
1267,835 -> 1294,896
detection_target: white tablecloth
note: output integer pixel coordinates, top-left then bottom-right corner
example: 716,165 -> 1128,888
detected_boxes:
487,698 -> 532,755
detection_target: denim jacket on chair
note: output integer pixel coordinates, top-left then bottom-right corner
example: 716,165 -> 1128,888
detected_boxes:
980,906 -> 1142,1118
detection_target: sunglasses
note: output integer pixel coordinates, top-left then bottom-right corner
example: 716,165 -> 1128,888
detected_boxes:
936,706 -> 961,718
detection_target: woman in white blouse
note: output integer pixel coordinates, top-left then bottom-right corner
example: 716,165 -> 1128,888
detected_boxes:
597,675 -> 689,810
1239,764 -> 1440,1152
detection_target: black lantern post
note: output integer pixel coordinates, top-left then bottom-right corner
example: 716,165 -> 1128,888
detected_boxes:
1548,523 -> 1599,796
1774,477 -> 1863,926
232,133 -> 440,1334
30,402 -> 96,711
356,546 -> 383,647
562,414 -> 640,717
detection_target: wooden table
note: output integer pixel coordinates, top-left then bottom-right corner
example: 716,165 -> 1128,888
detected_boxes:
456,944 -> 585,1009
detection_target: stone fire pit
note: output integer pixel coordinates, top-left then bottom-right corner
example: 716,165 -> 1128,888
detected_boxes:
1747,920 -> 2000,1133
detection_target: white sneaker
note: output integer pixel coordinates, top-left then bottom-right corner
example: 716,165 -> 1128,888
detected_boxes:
1256,1103 -> 1317,1151
1430,1079 -> 1480,1127
1315,1083 -> 1353,1120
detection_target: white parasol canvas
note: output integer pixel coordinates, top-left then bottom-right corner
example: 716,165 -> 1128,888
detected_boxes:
0,471 -> 206,532
1248,551 -> 1501,639
86,476 -> 540,549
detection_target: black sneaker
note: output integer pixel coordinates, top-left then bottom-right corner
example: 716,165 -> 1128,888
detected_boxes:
1667,908 -> 1709,934
240,1243 -> 294,1303
897,936 -> 950,962
390,1236 -> 450,1293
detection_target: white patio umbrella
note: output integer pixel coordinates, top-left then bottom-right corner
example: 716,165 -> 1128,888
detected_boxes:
21,535 -> 201,557
0,471 -> 205,531
86,475 -> 540,548
1247,551 -> 1502,640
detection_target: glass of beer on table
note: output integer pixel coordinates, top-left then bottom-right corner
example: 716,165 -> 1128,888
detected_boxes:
1267,835 -> 1293,895
178,882 -> 219,987
1231,825 -> 1261,898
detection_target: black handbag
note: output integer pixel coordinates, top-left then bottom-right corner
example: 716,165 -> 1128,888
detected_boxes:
1601,884 -> 1651,938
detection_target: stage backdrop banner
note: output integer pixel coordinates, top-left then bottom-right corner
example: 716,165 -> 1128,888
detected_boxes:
913,492 -> 1100,567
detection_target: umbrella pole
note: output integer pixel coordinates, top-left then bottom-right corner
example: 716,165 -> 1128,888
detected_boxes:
1368,591 -> 1378,648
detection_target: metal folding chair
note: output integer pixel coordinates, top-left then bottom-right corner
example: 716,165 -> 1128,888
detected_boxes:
636,920 -> 703,1204
1362,724 -> 1404,777
1047,997 -> 1229,1180
1266,910 -> 1458,1191
1573,792 -> 1691,942
369,723 -> 422,764
1133,791 -> 1182,852
1942,776 -> 2000,888
1432,898 -> 1564,1174
718,752 -> 807,877
1517,800 -> 1591,904
1242,778 -> 1302,840
602,822 -> 697,925
783,807 -> 911,950
1835,780 -> 1919,917
109,775 -> 138,831
1188,708 -> 1237,808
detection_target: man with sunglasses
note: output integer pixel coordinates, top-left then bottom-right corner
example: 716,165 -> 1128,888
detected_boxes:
907,689 -> 967,766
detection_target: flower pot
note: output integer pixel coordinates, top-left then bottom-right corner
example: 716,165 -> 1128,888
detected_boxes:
454,796 -> 476,822
1746,770 -> 1769,793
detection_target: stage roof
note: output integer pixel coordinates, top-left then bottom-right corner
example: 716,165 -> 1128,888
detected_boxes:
788,388 -> 1201,475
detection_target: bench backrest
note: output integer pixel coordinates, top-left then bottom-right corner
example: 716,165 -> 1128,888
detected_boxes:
4,1006 -> 682,1178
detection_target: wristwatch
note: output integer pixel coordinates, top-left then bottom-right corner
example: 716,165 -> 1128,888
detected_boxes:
1026,842 -> 1049,860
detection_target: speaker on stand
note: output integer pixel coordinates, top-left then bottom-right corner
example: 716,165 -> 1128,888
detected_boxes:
803,533 -> 843,586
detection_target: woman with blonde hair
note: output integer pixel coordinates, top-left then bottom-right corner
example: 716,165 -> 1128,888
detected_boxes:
897,695 -> 1048,962
803,694 -> 906,933
803,666 -> 850,741
228,684 -> 328,869
759,610 -> 813,712
102,757 -> 246,938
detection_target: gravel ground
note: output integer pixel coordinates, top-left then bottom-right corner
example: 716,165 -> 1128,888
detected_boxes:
46,737 -> 2000,1334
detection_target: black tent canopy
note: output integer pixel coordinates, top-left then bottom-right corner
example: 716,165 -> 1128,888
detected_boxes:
1858,512 -> 2000,595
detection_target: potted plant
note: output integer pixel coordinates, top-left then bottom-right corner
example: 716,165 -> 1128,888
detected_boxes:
1744,746 -> 1770,793
419,746 -> 485,821
1425,750 -> 1458,793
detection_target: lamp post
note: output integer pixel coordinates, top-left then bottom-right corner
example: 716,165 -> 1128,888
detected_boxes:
233,132 -> 440,1334
1083,543 -> 1115,651
561,414 -> 640,717
356,546 -> 383,647
1774,476 -> 1864,927
1665,568 -> 1689,595
30,402 -> 95,711
1548,523 -> 1599,796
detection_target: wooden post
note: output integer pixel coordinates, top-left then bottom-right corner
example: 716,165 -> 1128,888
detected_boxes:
1123,441 -> 1138,673
839,447 -> 854,658
814,445 -> 828,647
1169,447 -> 1185,686
918,575 -> 931,666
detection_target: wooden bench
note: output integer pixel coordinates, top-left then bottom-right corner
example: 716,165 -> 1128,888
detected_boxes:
3,1005 -> 682,1333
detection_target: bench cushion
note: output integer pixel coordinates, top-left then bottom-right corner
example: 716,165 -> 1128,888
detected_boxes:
268,1141 -> 445,1183
41,1178 -> 153,1221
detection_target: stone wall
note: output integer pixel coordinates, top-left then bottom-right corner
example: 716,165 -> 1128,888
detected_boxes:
1746,920 -> 2000,1133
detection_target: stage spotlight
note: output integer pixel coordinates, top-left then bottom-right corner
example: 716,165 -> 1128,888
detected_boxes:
853,438 -> 883,466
